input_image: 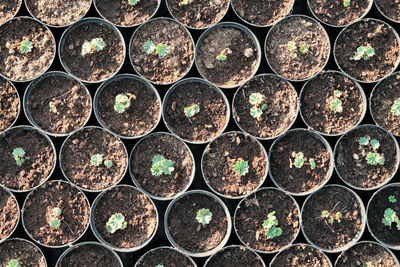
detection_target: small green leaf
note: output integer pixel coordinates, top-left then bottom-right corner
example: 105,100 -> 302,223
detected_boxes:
293,152 -> 304,168
310,159 -> 316,170
114,94 -> 131,113
196,208 -> 212,225
114,103 -> 125,113
217,53 -> 227,61
53,207 -> 61,216
20,40 -> 33,53
81,41 -> 91,56
184,104 -> 200,118
8,259 -> 20,267
155,265 -> 164,267
144,40 -> 156,54
321,210 -> 329,218
328,218 -> 334,224
330,99 -> 343,113
50,218 -> 61,228
156,43 -> 170,57
366,152 -> 385,165
359,137 -> 369,146
370,139 -> 380,150
12,147 -> 25,166
152,154 -> 165,164
390,98 -> 400,116
104,160 -> 113,168
91,154 -> 103,166
343,0 -> 350,6
382,208 -> 398,228
263,211 -> 282,239
289,51 -> 297,58
91,38 -> 106,52
128,0 -> 139,5
389,195 -> 397,203
162,159 -> 174,175
249,93 -> 263,105
250,106 -> 262,118
178,0 -> 188,5
233,160 -> 249,176
353,46 -> 374,61
287,41 -> 296,51
299,44 -> 308,54
106,213 -> 127,234
333,90 -> 342,97
261,104 -> 268,111
151,155 -> 174,176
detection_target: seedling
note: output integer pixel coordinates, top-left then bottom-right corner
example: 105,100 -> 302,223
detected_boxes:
90,154 -> 113,168
184,104 -> 200,118
114,93 -> 135,113
382,208 -> 400,230
106,213 -> 127,234
321,210 -> 343,224
290,152 -> 316,170
352,46 -> 375,61
151,154 -> 174,176
143,41 -> 170,57
216,48 -> 232,61
233,160 -> 249,176
8,260 -> 20,267
179,0 -> 188,5
249,93 -> 268,119
262,211 -> 282,239
49,99 -> 57,113
81,38 -> 106,56
6,39 -> 33,54
128,0 -> 138,5
104,160 -> 113,168
12,147 -> 25,166
329,90 -> 343,113
196,208 -> 212,225
343,0 -> 350,6
155,265 -> 164,267
49,207 -> 62,228
390,98 -> 400,116
389,195 -> 397,203
356,137 -> 385,166
287,41 -> 308,58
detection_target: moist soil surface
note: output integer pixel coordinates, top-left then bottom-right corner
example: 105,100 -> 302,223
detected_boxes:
167,192 -> 228,253
0,239 -> 46,267
0,17 -> 55,82
235,188 -> 300,252
302,186 -> 364,250
164,80 -> 228,143
93,186 -> 157,249
196,25 -> 259,88
300,71 -> 365,135
206,246 -> 264,267
26,0 -> 91,26
0,77 -> 19,132
95,0 -> 159,27
308,0 -> 371,26
370,72 -> 400,135
265,16 -> 329,81
96,76 -> 160,138
130,133 -> 194,198
375,0 -> 400,22
202,132 -> 267,198
23,181 -> 90,247
167,0 -> 229,29
130,18 -> 194,84
60,20 -> 124,82
233,74 -> 298,139
232,0 -> 294,26
61,127 -> 127,191
335,126 -> 398,189
26,73 -> 91,135
271,244 -> 331,266
335,19 -> 400,83
0,127 -> 55,191
0,0 -> 21,25
0,187 -> 19,240
136,247 -> 195,267
269,130 -> 332,194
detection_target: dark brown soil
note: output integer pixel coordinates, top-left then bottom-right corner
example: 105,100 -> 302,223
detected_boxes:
0,17 -> 55,81
235,188 -> 300,252
0,187 -> 19,240
93,186 -> 157,249
167,192 -> 229,253
266,16 -> 329,81
335,19 -> 400,83
167,0 -> 229,29
335,242 -> 398,266
130,18 -> 194,84
308,0 -> 371,26
196,25 -> 259,88
60,127 -> 127,191
335,126 -> 398,189
26,0 -> 91,26
233,74 -> 298,139
60,20 -> 124,82
232,0 -> 294,26
0,77 -> 19,132
57,243 -> 121,267
0,127 -> 55,191
0,239 -> 46,267
202,132 -> 267,198
302,186 -> 364,250
164,80 -> 228,142
269,130 -> 332,194
370,72 -> 400,136
375,0 -> 400,22
271,244 -> 331,266
26,73 -> 91,135
96,76 -> 160,138
95,0 -> 159,27
206,246 -> 264,267
0,0 -> 21,25
300,71 -> 365,135
23,181 -> 90,246
130,133 -> 194,198
136,247 -> 195,267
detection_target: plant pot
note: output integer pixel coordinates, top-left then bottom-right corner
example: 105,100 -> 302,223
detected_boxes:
60,126 -> 128,192
94,0 -> 160,27
0,125 -> 56,193
374,0 -> 400,24
0,77 -> 20,134
0,16 -> 56,82
366,182 -> 400,250
264,15 -> 330,82
0,238 -> 47,266
0,0 -> 22,25
94,74 -> 161,139
135,246 -> 197,267
25,0 -> 92,27
204,245 -> 265,267
91,185 -> 158,252
234,187 -> 301,254
129,17 -> 195,85
162,77 -> 230,144
301,184 -> 366,253
21,180 -> 90,248
56,241 -> 123,267
195,22 -> 261,89
334,124 -> 400,190
268,129 -> 334,196
334,18 -> 400,83
270,243 -> 332,266
299,70 -> 367,136
166,0 -> 230,30
129,132 -> 195,200
201,131 -> 268,199
23,71 -> 92,137
0,185 -> 19,242
164,190 -> 232,257
232,74 -> 298,140
59,17 -> 125,84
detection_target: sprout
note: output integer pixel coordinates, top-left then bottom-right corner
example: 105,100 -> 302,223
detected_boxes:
179,0 -> 188,5
357,137 -> 385,166
106,213 -> 127,234
49,207 -> 62,228
6,39 -> 33,54
151,154 -> 174,176
216,48 -> 231,61
366,152 -> 385,165
128,0 -> 138,5
321,210 -> 343,224
343,0 -> 350,6
143,41 -> 170,57
330,99 -> 343,113
81,38 -> 106,56
49,99 -> 57,113
233,160 -> 249,176
155,265 -> 164,267
104,160 -> 113,168
196,208 -> 212,225
363,263 -> 374,267
287,41 -> 308,58
382,208 -> 400,230
249,93 -> 268,119
293,152 -> 304,168
12,147 -> 25,166
390,98 -> 400,116
184,104 -> 200,118
8,260 -> 20,267
262,211 -> 282,239
299,44 -> 309,54
290,152 -> 316,169
359,137 -> 369,145
91,154 -> 103,166
352,46 -> 375,61
389,195 -> 397,203
114,93 -> 136,113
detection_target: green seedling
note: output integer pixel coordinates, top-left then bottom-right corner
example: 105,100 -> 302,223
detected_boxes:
321,210 -> 343,224
352,46 -> 375,61
329,90 -> 343,113
81,38 -> 106,56
216,48 -> 231,61
151,154 -> 174,176
287,41 -> 308,58
196,208 -> 212,225
12,147 -> 25,166
143,41 -> 170,57
389,195 -> 397,203
390,98 -> 400,116
184,104 -> 200,118
155,265 -> 164,267
233,160 -> 249,176
49,99 -> 57,113
343,0 -> 350,6
114,93 -> 135,113
104,160 -> 113,168
49,207 -> 62,228
106,213 -> 127,234
262,211 -> 282,239
179,0 -> 188,5
290,152 -> 316,170
8,260 -> 20,267
249,93 -> 268,119
6,39 -> 33,54
128,0 -> 138,5
91,154 -> 103,166
357,137 -> 385,166
382,208 -> 400,230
